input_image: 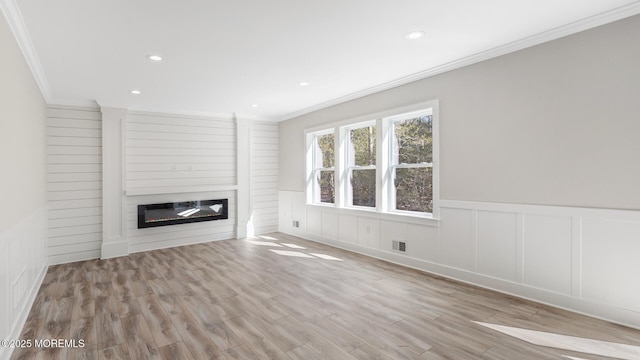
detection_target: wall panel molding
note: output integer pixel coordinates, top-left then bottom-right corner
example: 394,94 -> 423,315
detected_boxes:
0,206 -> 47,360
279,191 -> 640,329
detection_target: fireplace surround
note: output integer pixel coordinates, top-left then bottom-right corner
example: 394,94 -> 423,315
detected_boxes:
137,199 -> 228,228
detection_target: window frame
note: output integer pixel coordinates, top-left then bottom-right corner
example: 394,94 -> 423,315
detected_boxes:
305,100 -> 439,222
308,129 -> 336,205
386,109 -> 435,216
344,120 -> 377,210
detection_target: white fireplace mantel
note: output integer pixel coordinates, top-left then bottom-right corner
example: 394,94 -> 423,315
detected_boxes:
125,185 -> 239,197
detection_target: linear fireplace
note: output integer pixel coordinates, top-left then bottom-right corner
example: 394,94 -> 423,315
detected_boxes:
137,199 -> 228,228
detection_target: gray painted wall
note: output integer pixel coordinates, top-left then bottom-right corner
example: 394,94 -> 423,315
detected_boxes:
0,12 -> 46,233
0,11 -> 48,359
279,15 -> 640,210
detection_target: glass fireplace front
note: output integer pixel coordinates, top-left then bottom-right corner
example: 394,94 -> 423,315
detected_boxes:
137,199 -> 228,228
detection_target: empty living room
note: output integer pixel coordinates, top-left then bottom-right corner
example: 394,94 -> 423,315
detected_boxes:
1,0 -> 640,359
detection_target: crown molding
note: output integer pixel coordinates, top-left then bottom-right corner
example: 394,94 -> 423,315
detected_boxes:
4,0 -> 640,122
276,1 -> 640,122
0,0 -> 52,102
49,97 -> 99,109
126,105 -> 274,122
96,103 -> 273,122
93,101 -> 276,122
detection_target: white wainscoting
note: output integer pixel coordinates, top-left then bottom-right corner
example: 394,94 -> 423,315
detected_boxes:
279,191 -> 640,329
46,106 -> 102,264
0,206 -> 47,360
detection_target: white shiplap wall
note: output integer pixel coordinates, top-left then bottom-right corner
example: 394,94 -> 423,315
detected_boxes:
250,122 -> 279,234
127,112 -> 236,189
126,112 -> 238,252
46,106 -> 102,264
45,109 -> 279,259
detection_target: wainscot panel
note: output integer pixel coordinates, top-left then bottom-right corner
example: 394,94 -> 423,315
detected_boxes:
0,206 -> 48,360
279,190 -> 640,329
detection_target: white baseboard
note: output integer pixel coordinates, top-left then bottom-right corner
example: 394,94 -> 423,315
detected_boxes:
100,239 -> 129,259
279,190 -> 640,330
285,229 -> 640,330
128,232 -> 234,254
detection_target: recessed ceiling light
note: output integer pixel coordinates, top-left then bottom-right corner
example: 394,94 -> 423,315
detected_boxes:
130,89 -> 141,95
147,55 -> 163,61
405,31 -> 425,39
299,82 -> 310,86
251,104 -> 259,108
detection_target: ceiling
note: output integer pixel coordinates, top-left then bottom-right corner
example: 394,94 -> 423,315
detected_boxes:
5,0 -> 640,121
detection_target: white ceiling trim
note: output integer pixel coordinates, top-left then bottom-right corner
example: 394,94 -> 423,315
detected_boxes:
4,0 -> 640,122
49,97 -> 100,109
0,0 -> 51,102
126,106 -> 273,123
276,1 -> 640,122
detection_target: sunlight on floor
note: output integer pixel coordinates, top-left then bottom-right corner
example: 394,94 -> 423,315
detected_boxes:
281,243 -> 306,249
475,321 -> 640,360
246,240 -> 283,247
309,253 -> 343,261
269,250 -> 315,258
247,235 -> 343,261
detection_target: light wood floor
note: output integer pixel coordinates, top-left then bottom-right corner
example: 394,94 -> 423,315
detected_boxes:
11,232 -> 640,360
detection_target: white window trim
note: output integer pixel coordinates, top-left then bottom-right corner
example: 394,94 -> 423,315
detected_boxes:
344,120 -> 377,209
385,108 -> 439,218
305,129 -> 336,206
305,99 -> 439,221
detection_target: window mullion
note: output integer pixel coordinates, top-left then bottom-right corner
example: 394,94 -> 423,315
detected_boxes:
335,126 -> 346,208
393,163 -> 432,169
349,165 -> 376,171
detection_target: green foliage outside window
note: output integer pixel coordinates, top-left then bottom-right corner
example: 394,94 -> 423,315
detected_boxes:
393,115 -> 433,213
395,167 -> 433,212
316,133 -> 335,203
313,113 -> 433,213
350,126 -> 376,166
350,126 -> 376,207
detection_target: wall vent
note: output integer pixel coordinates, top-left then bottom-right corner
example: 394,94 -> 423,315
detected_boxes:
392,240 -> 406,252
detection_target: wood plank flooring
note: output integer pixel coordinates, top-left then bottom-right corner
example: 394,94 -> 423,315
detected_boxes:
10,232 -> 640,360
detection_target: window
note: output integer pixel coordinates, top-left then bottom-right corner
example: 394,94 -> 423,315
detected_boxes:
389,112 -> 433,213
347,123 -> 376,208
305,100 -> 438,219
311,131 -> 335,204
